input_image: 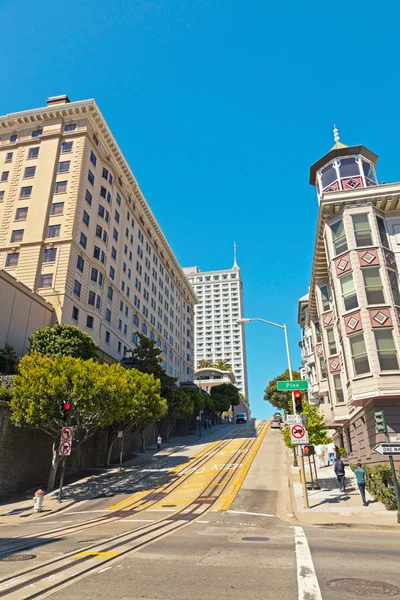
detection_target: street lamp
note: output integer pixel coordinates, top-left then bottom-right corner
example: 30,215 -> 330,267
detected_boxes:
237,317 -> 310,508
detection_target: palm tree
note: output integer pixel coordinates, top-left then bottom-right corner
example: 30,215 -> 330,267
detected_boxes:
197,359 -> 214,369
213,360 -> 232,371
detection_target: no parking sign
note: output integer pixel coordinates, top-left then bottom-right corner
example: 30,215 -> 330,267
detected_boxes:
290,424 -> 309,445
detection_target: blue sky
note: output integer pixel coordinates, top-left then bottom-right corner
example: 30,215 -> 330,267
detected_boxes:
2,0 -> 400,418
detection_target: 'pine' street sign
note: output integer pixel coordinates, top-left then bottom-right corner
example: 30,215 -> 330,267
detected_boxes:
277,380 -> 308,391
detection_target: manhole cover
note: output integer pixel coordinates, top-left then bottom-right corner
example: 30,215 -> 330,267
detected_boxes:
0,554 -> 36,562
241,537 -> 270,542
327,578 -> 400,597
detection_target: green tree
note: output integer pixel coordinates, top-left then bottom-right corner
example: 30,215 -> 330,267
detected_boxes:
105,369 -> 166,463
281,402 -> 332,449
164,388 -> 194,439
11,353 -> 128,489
30,323 -> 97,360
210,383 -> 240,416
127,333 -> 176,393
213,360 -> 232,371
0,344 -> 18,375
197,359 -> 214,369
264,369 -> 301,412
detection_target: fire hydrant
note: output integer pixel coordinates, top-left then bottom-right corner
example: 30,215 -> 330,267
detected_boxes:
33,489 -> 44,513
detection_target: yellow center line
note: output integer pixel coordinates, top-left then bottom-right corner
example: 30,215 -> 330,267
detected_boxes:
73,551 -> 119,559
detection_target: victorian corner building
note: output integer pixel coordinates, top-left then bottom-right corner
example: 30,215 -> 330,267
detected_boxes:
0,95 -> 196,382
299,130 -> 400,464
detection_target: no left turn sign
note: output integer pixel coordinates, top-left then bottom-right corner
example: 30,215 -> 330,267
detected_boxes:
59,441 -> 72,456
61,426 -> 73,441
290,424 -> 309,445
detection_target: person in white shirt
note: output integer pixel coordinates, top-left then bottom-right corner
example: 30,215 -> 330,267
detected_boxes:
157,434 -> 162,451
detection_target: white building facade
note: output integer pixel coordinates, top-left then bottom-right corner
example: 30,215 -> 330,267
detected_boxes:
183,257 -> 249,400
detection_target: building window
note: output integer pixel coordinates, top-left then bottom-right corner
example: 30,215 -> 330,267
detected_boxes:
76,255 -> 84,272
113,228 -> 118,241
64,123 -> 76,132
73,280 -> 81,297
82,210 -> 90,226
102,167 -> 109,179
72,306 -> 79,321
61,141 -> 73,153
5,152 -> 13,162
20,186 -> 32,198
326,327 -> 337,355
118,341 -> 122,354
47,224 -> 61,238
24,166 -> 36,178
28,147 -> 40,159
50,202 -> 64,216
15,207 -> 28,221
106,308 -> 111,323
105,330 -> 110,344
320,285 -> 330,311
332,373 -> 344,403
340,273 -> 358,311
376,216 -> 389,248
44,248 -> 57,263
88,291 -> 96,306
86,315 -> 94,329
108,286 -> 113,300
80,232 -> 87,249
349,333 -> 370,375
91,267 -> 98,282
88,170 -> 95,185
331,219 -> 348,255
93,246 -> 100,260
388,270 -> 400,306
363,267 -> 385,304
1,171 -> 9,182
352,214 -> 373,247
5,252 -> 19,268
319,357 -> 327,378
109,266 -> 115,280
54,181 -> 67,194
90,151 -> 97,166
374,330 -> 399,371
111,247 -> 117,260
31,129 -> 43,138
11,229 -> 24,243
38,273 -> 53,288
9,134 -> 17,142
58,161 -> 70,173
85,190 -> 92,206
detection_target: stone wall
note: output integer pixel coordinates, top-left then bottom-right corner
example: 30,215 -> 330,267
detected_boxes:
0,401 -> 161,498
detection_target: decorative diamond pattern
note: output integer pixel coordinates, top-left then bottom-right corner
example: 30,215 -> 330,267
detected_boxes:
325,183 -> 338,192
362,251 -> 375,264
323,315 -> 333,325
330,360 -> 339,370
373,311 -> 388,325
345,178 -> 361,189
337,259 -> 348,271
347,317 -> 359,330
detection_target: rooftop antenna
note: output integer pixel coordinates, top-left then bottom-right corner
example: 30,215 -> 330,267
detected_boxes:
233,242 -> 239,269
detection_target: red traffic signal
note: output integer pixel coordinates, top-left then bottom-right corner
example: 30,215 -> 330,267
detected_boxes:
63,402 -> 71,412
62,401 -> 71,422
293,390 -> 303,414
293,390 -> 302,400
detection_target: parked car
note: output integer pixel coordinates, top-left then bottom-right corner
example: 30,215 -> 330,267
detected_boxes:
235,413 -> 247,424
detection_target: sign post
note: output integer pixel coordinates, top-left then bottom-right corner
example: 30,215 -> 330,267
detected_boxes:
372,413 -> 400,524
118,431 -> 124,471
58,427 -> 73,503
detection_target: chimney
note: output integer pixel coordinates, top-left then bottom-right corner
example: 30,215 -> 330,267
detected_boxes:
46,95 -> 71,106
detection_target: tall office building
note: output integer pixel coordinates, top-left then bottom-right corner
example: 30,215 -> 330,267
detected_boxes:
0,95 -> 196,381
183,250 -> 249,400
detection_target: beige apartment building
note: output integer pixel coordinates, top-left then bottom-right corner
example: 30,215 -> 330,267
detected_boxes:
299,130 -> 400,464
0,95 -> 196,380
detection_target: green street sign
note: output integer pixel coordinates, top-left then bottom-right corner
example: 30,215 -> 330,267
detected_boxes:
277,380 -> 308,391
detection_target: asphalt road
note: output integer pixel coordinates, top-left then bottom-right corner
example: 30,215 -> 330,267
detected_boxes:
0,422 -> 399,600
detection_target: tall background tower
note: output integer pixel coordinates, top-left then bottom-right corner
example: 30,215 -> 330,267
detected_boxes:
183,246 -> 249,403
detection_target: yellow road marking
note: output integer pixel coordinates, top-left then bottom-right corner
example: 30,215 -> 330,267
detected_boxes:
217,420 -> 271,511
74,551 -> 119,558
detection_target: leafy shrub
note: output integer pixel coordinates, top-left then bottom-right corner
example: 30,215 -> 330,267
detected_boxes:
0,387 -> 12,402
350,463 -> 398,511
0,375 -> 15,390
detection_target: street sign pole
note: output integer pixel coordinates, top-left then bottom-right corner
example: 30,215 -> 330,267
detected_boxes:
373,410 -> 400,524
58,458 -> 66,503
388,455 -> 400,524
283,324 -> 308,507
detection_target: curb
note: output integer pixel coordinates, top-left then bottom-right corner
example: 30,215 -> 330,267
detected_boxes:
303,521 -> 400,532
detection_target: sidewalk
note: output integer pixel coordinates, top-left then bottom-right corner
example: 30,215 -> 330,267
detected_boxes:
0,423 -> 228,522
290,455 -> 399,529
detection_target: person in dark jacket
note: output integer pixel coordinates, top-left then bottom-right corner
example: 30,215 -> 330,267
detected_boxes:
334,458 -> 346,492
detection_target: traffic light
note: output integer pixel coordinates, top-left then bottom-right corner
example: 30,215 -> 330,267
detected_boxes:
294,390 -> 303,414
375,410 -> 387,434
62,401 -> 71,422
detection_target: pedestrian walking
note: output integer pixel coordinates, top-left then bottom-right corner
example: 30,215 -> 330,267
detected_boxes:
157,434 -> 162,451
334,457 -> 346,492
354,462 -> 368,506
327,442 -> 336,465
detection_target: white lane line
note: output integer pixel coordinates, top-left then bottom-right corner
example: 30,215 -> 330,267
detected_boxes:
66,510 -> 110,514
294,526 -> 322,600
197,520 -> 209,523
227,510 -> 274,517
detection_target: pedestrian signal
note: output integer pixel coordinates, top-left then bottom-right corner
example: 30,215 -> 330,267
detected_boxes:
303,445 -> 315,456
